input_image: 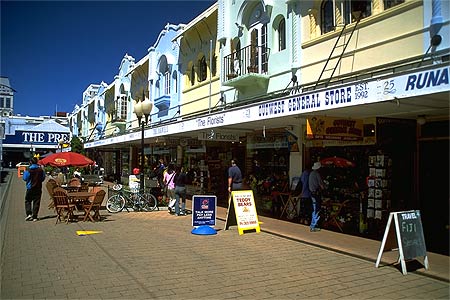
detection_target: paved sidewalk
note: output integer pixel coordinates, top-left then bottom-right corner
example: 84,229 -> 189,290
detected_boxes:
1,173 -> 449,299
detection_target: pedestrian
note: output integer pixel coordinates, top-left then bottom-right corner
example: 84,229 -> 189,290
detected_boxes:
23,157 -> 46,222
155,158 -> 166,188
227,159 -> 243,193
308,161 -> 325,232
164,163 -> 176,213
299,163 -> 312,224
174,165 -> 188,216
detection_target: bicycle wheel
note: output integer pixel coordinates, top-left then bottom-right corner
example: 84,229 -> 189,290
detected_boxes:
139,193 -> 158,212
106,194 -> 126,213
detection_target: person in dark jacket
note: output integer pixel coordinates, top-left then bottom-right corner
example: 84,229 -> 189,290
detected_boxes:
23,157 -> 46,221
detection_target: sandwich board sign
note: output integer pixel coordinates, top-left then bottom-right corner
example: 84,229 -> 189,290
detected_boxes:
375,210 -> 428,275
224,190 -> 260,235
192,195 -> 217,227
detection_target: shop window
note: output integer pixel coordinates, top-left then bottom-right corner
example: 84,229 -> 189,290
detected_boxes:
198,56 -> 207,82
384,0 -> 404,10
277,18 -> 286,51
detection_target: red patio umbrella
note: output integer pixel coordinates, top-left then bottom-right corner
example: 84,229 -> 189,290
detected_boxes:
320,157 -> 355,168
38,151 -> 94,167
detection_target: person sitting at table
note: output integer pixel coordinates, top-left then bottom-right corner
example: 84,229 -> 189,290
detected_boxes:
73,168 -> 83,183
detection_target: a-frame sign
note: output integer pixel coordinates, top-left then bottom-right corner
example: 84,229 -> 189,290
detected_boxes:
375,210 -> 429,275
224,190 -> 260,235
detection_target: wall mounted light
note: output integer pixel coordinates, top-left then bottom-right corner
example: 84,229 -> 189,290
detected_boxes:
417,115 -> 426,125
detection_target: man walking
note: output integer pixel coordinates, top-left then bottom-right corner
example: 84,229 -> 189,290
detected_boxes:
308,161 -> 325,232
228,159 -> 243,193
23,157 -> 46,221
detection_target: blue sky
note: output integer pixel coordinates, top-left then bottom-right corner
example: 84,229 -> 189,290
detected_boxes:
1,0 -> 215,117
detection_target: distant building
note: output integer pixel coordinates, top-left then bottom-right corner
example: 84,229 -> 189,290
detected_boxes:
0,77 -> 15,117
1,115 -> 70,167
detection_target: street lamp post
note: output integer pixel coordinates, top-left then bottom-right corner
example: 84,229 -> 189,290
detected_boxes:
133,91 -> 152,193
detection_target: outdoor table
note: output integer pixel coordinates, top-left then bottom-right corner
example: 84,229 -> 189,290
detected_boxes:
67,192 -> 96,206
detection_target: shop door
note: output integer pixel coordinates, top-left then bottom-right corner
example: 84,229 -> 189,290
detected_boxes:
419,139 -> 449,255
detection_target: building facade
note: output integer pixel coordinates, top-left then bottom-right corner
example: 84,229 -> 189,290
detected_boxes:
71,1 -> 448,254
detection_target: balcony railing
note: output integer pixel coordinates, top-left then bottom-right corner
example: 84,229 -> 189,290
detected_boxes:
223,44 -> 269,80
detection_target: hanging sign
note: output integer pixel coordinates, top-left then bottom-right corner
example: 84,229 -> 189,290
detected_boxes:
375,210 -> 428,275
224,190 -> 260,235
306,116 -> 364,141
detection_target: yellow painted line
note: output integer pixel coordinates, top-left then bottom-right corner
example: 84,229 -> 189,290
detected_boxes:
76,230 -> 103,236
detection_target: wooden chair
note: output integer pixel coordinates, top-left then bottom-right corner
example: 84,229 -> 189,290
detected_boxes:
82,190 -> 106,222
46,179 -> 59,210
68,177 -> 81,187
79,182 -> 89,192
280,177 -> 302,219
323,200 -> 350,232
53,187 -> 77,224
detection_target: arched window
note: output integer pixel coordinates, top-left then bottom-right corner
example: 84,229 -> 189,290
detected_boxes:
164,72 -> 170,95
198,56 -> 207,82
172,71 -> 177,93
278,18 -> 286,51
384,0 -> 404,10
321,0 -> 334,34
190,65 -> 195,86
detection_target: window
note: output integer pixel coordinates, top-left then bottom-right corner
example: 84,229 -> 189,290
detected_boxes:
115,94 -> 127,121
198,56 -> 207,82
190,65 -> 195,86
347,0 -> 371,22
278,18 -> 286,51
321,0 -> 334,34
5,97 -> 10,109
173,72 -> 177,93
0,97 -> 4,108
321,0 -> 371,34
120,95 -> 127,120
211,54 -> 217,77
384,0 -> 404,9
164,72 -> 171,95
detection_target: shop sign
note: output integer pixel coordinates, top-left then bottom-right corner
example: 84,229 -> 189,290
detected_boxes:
198,129 -> 239,142
306,117 -> 363,141
85,65 -> 448,149
2,130 -> 70,145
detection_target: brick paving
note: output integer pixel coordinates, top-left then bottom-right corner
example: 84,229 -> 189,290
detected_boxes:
1,172 -> 449,299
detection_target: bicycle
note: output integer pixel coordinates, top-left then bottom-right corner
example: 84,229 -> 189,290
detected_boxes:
106,184 -> 158,213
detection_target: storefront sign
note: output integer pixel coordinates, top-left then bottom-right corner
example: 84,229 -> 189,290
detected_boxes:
3,130 -> 70,145
85,65 -> 449,149
306,116 -> 363,141
198,130 -> 239,142
192,195 -> 217,227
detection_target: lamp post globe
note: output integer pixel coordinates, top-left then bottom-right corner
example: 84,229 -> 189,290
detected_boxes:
134,94 -> 152,193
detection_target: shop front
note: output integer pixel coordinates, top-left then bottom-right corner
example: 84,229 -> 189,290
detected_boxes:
85,63 -> 449,255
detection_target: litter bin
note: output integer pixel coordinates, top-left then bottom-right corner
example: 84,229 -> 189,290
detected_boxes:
17,166 -> 26,178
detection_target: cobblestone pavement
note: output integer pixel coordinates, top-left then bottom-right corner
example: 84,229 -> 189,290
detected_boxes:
1,174 -> 449,299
